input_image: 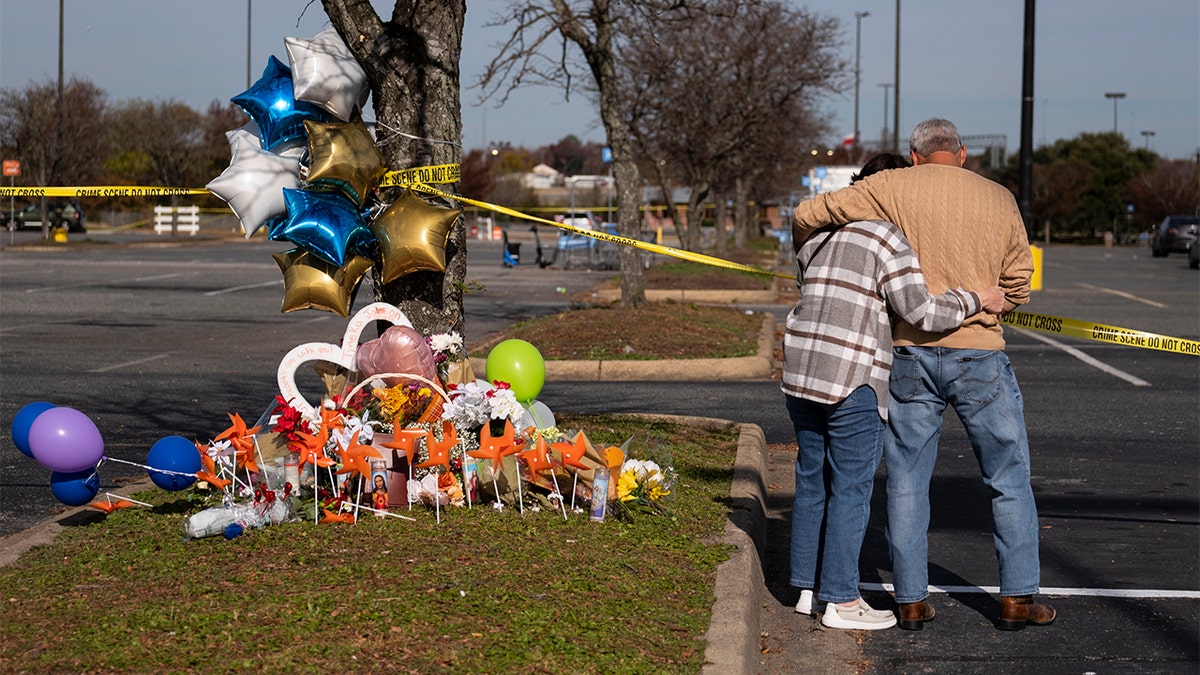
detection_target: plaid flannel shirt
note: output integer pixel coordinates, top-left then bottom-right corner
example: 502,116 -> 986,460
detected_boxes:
781,220 -> 983,421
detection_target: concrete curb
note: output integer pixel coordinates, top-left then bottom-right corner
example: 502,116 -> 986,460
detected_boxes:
590,287 -> 779,304
471,314 -> 776,381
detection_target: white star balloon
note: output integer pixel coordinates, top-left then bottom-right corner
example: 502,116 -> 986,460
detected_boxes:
207,133 -> 303,238
286,27 -> 370,122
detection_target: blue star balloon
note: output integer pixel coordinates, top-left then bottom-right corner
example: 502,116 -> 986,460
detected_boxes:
232,56 -> 328,151
278,188 -> 375,267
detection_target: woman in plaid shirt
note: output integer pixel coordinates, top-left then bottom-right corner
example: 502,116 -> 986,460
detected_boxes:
784,154 -> 1004,630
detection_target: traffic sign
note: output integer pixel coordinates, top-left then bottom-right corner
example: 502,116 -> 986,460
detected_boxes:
2,160 -> 19,177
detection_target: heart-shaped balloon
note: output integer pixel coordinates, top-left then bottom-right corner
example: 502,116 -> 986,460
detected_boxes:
276,303 -> 414,417
356,325 -> 438,387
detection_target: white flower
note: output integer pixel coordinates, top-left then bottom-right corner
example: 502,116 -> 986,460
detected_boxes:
429,332 -> 463,355
487,387 -> 523,423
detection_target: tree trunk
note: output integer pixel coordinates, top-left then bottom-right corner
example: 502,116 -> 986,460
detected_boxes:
322,0 -> 467,337
732,177 -> 750,249
713,194 -> 728,256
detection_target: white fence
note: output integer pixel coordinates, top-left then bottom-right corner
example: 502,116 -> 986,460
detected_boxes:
153,205 -> 200,235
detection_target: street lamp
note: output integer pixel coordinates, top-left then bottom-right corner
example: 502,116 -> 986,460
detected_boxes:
878,83 -> 893,152
853,11 -> 870,155
247,0 -> 253,89
1104,92 -> 1126,135
1140,130 -> 1155,150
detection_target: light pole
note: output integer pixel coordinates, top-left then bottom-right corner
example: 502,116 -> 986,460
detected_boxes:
892,1 -> 902,153
1140,130 -> 1155,150
1104,91 -> 1126,135
853,11 -> 870,156
247,1 -> 253,88
878,83 -> 893,152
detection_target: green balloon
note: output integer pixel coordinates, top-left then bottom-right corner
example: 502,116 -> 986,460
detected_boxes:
486,339 -> 546,402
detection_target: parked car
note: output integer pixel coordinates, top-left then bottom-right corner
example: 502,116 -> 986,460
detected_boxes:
1188,237 -> 1199,269
1150,214 -> 1198,257
3,200 -> 87,233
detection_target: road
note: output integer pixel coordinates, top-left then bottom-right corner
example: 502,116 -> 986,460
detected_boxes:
1,232 -> 1197,670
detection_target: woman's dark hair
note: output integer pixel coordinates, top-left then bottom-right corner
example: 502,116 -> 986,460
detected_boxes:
850,153 -> 911,184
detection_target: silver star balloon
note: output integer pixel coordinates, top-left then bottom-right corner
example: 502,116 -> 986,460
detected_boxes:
285,27 -> 369,122
207,132 -> 302,238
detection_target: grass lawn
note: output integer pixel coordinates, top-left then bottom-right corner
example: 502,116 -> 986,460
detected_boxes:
0,415 -> 739,674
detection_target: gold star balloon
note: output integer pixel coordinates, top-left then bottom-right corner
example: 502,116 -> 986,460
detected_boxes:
370,190 -> 461,284
304,119 -> 386,206
272,248 -> 373,317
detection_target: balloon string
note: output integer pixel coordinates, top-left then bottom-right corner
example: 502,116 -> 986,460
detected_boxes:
103,456 -> 193,477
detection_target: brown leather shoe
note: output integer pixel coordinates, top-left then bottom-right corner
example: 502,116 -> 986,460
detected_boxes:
996,595 -> 1056,631
897,600 -> 936,630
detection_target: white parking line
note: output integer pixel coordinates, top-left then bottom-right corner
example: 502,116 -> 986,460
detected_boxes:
24,272 -> 191,294
87,352 -> 172,373
1076,282 -> 1168,308
863,582 -> 1200,599
1010,327 -> 1151,387
204,280 -> 284,296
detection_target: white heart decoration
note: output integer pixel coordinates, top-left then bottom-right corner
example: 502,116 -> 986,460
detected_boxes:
276,302 -> 414,417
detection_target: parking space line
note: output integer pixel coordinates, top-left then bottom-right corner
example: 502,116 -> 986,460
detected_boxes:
204,280 -> 284,296
25,272 -> 191,294
87,352 -> 172,373
1010,327 -> 1151,387
863,582 -> 1200,599
1075,282 -> 1168,308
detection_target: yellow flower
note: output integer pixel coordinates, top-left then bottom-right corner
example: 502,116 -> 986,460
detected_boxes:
617,469 -> 640,502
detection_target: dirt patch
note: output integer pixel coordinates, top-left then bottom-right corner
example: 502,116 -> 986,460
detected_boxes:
481,301 -> 765,361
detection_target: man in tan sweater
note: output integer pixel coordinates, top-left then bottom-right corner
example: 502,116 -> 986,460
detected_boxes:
792,118 -> 1055,632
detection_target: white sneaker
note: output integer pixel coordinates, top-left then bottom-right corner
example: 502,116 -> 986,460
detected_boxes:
794,589 -> 826,616
820,599 -> 898,630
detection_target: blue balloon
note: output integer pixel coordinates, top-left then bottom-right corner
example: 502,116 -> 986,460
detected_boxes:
232,56 -> 328,151
277,188 -> 374,267
146,435 -> 201,492
50,469 -> 100,507
12,401 -> 55,458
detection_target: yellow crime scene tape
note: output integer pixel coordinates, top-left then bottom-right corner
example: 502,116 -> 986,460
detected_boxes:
410,182 -> 794,279
0,186 -> 208,198
7,172 -> 1196,355
1002,311 -> 1200,356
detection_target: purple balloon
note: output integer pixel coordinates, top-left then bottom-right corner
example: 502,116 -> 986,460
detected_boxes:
12,401 -> 56,458
28,407 -> 105,473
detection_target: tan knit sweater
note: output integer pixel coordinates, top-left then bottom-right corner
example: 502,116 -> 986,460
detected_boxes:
793,163 -> 1033,350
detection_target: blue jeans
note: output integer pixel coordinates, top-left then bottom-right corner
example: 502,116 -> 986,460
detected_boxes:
885,347 -> 1041,603
787,387 -> 884,604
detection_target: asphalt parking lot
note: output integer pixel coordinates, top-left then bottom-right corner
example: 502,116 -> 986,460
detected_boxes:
1,230 -> 1197,671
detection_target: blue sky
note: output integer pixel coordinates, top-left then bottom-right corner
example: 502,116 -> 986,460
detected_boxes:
2,0 -> 1197,160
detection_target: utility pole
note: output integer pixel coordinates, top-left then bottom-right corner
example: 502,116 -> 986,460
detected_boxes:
1018,0 -> 1036,236
892,0 -> 901,153
878,83 -> 893,153
1105,92 -> 1126,135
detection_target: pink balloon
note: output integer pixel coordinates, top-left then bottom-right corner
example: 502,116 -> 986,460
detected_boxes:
356,325 -> 438,386
28,407 -> 105,473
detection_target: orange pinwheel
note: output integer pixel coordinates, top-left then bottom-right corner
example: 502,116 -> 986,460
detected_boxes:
320,508 -> 356,524
519,435 -> 556,474
551,431 -> 592,471
382,427 -> 428,465
337,430 -> 382,479
417,421 -> 459,471
90,499 -> 135,513
196,442 -> 216,475
294,424 -> 336,470
196,470 -> 233,490
215,412 -> 262,473
320,406 -> 346,434
467,421 -> 514,473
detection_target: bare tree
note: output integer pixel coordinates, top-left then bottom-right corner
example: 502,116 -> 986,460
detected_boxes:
477,0 -> 692,306
321,0 -> 467,337
624,0 -> 844,253
107,100 -> 210,204
0,78 -> 107,235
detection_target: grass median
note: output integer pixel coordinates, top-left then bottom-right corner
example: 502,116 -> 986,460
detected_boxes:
1,414 -> 739,673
